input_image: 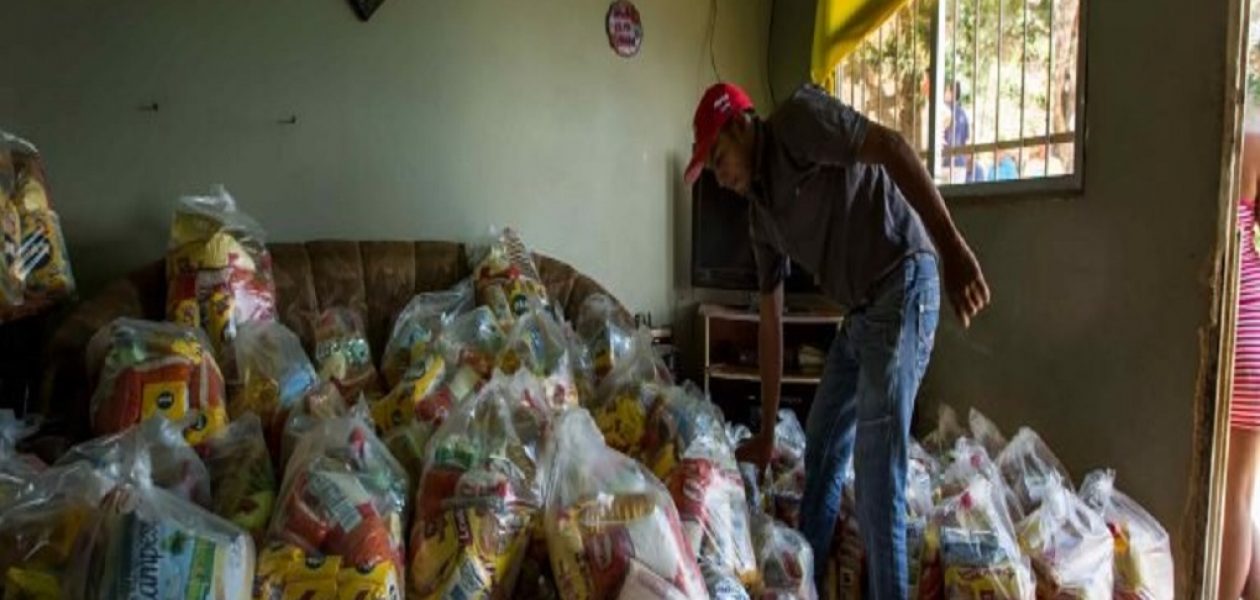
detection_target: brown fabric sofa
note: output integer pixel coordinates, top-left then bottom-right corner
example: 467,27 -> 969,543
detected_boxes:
39,240 -> 624,448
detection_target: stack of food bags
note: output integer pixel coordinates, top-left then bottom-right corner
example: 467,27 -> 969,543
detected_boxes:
379,280 -> 473,390
233,320 -> 320,458
1016,476 -> 1113,598
544,408 -> 708,599
638,384 -> 758,594
471,227 -> 551,330
0,409 -> 42,507
205,413 -> 277,544
66,428 -> 256,599
498,307 -> 581,410
86,317 -> 229,448
258,412 -> 408,599
314,307 -> 382,402
165,185 -> 275,380
930,477 -> 1035,599
1079,470 -> 1174,600
751,511 -> 816,599
586,329 -> 674,457
0,462 -> 109,597
407,370 -> 550,598
0,130 -> 75,321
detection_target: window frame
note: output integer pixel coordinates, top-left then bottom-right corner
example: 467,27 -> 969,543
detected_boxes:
839,0 -> 1089,199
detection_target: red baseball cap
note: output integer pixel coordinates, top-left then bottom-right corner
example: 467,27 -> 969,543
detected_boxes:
685,82 -> 756,184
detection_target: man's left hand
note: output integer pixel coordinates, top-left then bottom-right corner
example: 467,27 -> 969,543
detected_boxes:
942,238 -> 990,328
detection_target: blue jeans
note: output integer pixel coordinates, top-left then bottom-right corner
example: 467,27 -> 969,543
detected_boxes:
799,253 -> 940,599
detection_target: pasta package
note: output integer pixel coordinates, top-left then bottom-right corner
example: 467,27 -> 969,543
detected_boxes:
0,130 -> 75,322
166,186 -> 276,381
544,409 -> 708,600
407,371 -> 550,599
380,279 -> 473,389
588,329 -> 674,456
267,415 -> 408,598
1078,470 -> 1174,600
253,542 -> 402,600
86,318 -> 229,448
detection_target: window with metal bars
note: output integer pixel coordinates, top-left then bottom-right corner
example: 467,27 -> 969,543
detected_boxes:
834,0 -> 1084,197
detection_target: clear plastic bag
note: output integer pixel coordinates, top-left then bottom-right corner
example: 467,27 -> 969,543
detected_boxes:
470,227 -> 551,329
588,329 -> 674,456
0,130 -> 75,322
1078,470 -> 1174,600
498,307 -> 581,410
57,415 -> 211,508
264,413 -> 408,599
996,428 -> 1072,516
969,408 -> 1008,459
1016,477 -> 1113,599
280,381 -> 349,468
0,409 -> 42,507
940,436 -> 1025,526
206,412 -> 277,544
66,441 -> 255,600
314,307 -> 383,402
923,404 -> 965,460
767,410 -> 807,527
434,305 -> 509,405
407,370 -> 550,598
933,477 -> 1035,600
751,511 -> 816,600
233,320 -> 318,428
544,408 -> 708,600
575,293 -> 634,384
648,386 -> 759,588
165,185 -> 276,380
0,462 -> 110,599
380,279 -> 474,389
86,317 -> 229,448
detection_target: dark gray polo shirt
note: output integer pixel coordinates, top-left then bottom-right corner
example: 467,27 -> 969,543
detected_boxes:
749,84 -> 934,308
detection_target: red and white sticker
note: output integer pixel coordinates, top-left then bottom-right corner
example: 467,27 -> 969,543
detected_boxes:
606,1 -> 643,58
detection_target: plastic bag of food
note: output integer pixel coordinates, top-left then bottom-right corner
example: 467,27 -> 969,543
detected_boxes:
969,408 -> 1008,459
766,410 -> 807,527
434,305 -> 509,405
233,319 -> 318,430
1078,470 -> 1174,599
254,541 -> 402,600
499,307 -> 580,409
470,227 -> 551,328
314,307 -> 382,402
86,317 -> 229,447
923,404 -> 965,461
544,408 -> 708,600
0,462 -> 110,599
0,409 -> 42,507
381,279 -> 474,389
66,441 -> 255,600
166,185 -> 276,380
407,370 -> 550,598
1016,477 -> 1113,599
933,477 -> 1034,600
648,387 -> 759,588
206,412 -> 276,544
997,428 -> 1071,516
57,415 -> 211,507
0,131 -> 75,322
266,413 -> 408,597
752,511 -> 816,600
280,381 -> 349,468
587,329 -> 674,455
575,293 -> 633,383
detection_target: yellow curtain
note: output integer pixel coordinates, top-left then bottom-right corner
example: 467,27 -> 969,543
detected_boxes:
811,0 -> 913,88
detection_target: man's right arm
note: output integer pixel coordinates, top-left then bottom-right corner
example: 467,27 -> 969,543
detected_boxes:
758,281 -> 785,444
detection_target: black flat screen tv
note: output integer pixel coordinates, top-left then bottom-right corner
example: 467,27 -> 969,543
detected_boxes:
690,170 -> 819,293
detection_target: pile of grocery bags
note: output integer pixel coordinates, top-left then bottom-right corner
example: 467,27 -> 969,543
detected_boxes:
0,188 -> 1175,599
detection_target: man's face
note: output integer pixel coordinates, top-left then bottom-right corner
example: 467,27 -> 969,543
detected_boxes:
708,117 -> 754,195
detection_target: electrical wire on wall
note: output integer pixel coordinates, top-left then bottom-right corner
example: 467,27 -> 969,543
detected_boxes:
707,0 -> 722,81
766,0 -> 777,105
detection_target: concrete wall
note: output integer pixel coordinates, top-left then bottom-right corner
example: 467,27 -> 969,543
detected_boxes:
0,0 -> 772,323
771,0 -> 1229,574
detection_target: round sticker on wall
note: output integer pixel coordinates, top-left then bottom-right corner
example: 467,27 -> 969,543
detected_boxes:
606,0 -> 643,58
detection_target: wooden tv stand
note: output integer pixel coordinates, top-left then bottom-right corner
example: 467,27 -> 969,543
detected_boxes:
699,303 -> 844,430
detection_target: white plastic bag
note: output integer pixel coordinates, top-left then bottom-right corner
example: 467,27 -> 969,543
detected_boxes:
934,477 -> 1035,600
752,511 -> 816,600
1016,477 -> 1113,599
1079,469 -> 1174,599
381,279 -> 473,388
996,427 -> 1072,516
57,416 -> 211,508
969,408 -> 1008,458
0,409 -> 42,507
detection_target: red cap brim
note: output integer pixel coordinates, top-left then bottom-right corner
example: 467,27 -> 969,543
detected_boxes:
684,136 -> 714,184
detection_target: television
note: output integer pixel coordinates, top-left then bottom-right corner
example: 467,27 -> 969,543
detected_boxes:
690,170 -> 820,293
